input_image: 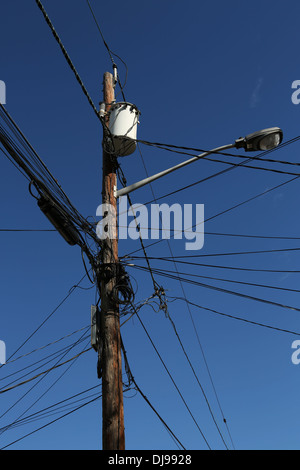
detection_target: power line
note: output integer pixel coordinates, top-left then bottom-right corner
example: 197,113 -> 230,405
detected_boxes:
2,226 -> 300,244
127,256 -> 300,274
131,303 -> 212,449
127,263 -> 300,295
0,348 -> 91,395
170,296 -> 300,337
85,0 -> 128,101
0,385 -> 101,433
129,264 -> 300,314
0,393 -> 100,450
120,337 -> 186,450
0,335 -> 91,423
5,326 -> 89,366
0,272 -> 89,367
164,307 -> 230,449
121,174 -> 300,259
0,334 -> 89,388
0,339 -> 92,434
0,104 -> 100,249
137,135 -> 300,169
35,0 -> 102,122
135,143 -> 234,449
137,246 -> 300,260
142,171 -> 299,211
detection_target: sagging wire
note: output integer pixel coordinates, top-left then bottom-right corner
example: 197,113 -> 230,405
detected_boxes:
115,165 -> 169,314
119,334 -> 186,450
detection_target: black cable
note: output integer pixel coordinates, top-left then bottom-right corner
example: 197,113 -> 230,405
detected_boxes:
4,325 -> 90,366
1,340 -> 92,434
164,307 -> 229,449
136,143 -> 233,449
127,256 -> 300,274
131,377 -> 186,450
142,170 -> 299,210
0,385 -> 100,432
170,296 -> 300,337
0,348 -> 91,395
137,135 -> 300,168
131,303 -> 212,449
0,105 -> 99,247
4,390 -> 101,431
0,336 -> 91,425
2,226 -> 300,243
0,272 -> 88,368
121,175 -> 300,258
127,263 -> 300,295
129,264 -> 300,314
0,394 -> 101,450
0,334 -> 89,388
197,231 -> 300,241
85,0 -> 128,101
120,337 -> 185,450
35,0 -> 102,122
135,246 -> 300,260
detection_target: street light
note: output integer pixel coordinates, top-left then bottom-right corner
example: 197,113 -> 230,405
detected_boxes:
115,127 -> 283,198
235,127 -> 283,152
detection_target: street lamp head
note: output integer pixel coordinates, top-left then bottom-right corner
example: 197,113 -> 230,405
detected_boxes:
235,127 -> 283,152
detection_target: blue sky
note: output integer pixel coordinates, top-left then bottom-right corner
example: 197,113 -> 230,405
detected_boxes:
1,0 -> 300,450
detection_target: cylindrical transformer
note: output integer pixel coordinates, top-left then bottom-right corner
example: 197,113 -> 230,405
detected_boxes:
108,102 -> 140,156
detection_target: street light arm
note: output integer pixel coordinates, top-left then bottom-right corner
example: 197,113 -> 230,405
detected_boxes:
115,143 -> 235,198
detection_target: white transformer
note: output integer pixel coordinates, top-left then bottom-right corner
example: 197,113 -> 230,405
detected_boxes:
108,102 -> 140,157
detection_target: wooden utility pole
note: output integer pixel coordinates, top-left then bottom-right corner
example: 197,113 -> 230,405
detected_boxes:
100,71 -> 125,450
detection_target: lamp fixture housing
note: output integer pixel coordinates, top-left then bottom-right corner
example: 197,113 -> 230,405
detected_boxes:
235,127 -> 283,152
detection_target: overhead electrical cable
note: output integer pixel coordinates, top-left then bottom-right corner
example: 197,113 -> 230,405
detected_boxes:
170,297 -> 300,337
0,348 -> 91,395
128,264 -> 300,314
1,339 -> 92,434
146,246 -> 300,259
0,272 -> 89,368
0,336 -> 91,424
126,263 -> 300,294
35,0 -> 102,122
0,333 -> 90,389
121,175 -> 300,258
85,0 -> 128,101
142,170 -> 299,210
126,257 -> 300,274
0,385 -> 101,433
135,143 -> 234,449
4,325 -> 90,366
120,337 -> 186,450
131,304 -> 212,449
0,394 -> 101,450
137,135 -> 300,168
0,104 -> 99,249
